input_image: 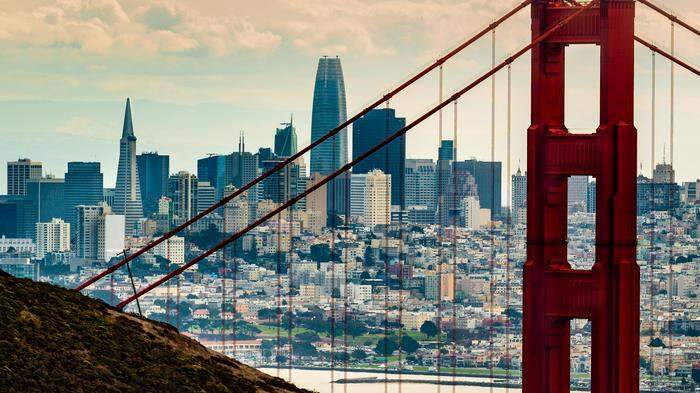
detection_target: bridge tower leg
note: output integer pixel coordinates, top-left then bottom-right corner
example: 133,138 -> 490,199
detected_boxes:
523,1 -> 639,392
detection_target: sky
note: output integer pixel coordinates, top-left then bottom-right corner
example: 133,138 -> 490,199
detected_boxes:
0,0 -> 698,193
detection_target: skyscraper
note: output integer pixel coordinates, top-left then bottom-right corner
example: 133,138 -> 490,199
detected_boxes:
7,158 -> 42,196
197,154 -> 226,198
137,152 -> 169,217
274,116 -> 298,157
76,203 -> 124,262
226,134 -> 259,218
113,98 -> 144,235
64,162 -> 103,234
363,169 -> 391,228
310,56 -> 348,176
405,159 -> 437,213
512,167 -> 527,225
568,175 -> 589,212
25,177 -> 65,239
168,171 -> 198,223
453,159 -> 502,216
352,108 -> 406,207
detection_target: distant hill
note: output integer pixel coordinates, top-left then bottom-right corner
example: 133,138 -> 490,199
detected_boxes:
0,271 -> 311,393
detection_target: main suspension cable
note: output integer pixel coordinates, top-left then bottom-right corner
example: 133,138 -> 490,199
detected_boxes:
115,1 -> 596,310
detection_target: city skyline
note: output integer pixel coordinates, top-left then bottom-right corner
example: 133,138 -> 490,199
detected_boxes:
1,0 -> 698,194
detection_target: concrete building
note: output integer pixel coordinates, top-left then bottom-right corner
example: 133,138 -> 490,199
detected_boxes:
363,170 -> 391,228
304,173 -> 327,235
35,218 -> 70,260
0,258 -> 39,280
405,159 -> 437,215
7,158 -> 42,196
168,171 -> 198,223
76,203 -> 125,262
461,196 -> 490,230
511,168 -> 527,225
0,236 -> 35,255
223,185 -> 249,234
152,236 -> 185,265
568,176 -> 589,212
197,181 -> 216,214
425,272 -> 455,301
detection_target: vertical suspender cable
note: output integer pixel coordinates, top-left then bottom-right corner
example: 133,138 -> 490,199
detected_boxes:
649,50 -> 657,391
232,235 -> 238,358
343,169 -> 350,393
398,125 -> 405,393
276,171 -> 283,377
451,99 -> 459,393
489,26 -> 496,392
667,21 -> 675,384
383,100 -> 391,393
166,244 -> 171,325
436,64 -> 444,393
221,233 -> 227,356
331,132 -> 337,393
287,167 -> 294,381
110,265 -> 115,306
505,62 -> 512,391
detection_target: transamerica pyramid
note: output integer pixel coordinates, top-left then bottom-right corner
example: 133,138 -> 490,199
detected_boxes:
113,98 -> 144,235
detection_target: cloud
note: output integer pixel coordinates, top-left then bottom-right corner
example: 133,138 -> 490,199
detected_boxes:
0,0 -> 281,58
56,115 -> 113,139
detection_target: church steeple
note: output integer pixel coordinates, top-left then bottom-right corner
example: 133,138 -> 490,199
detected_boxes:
122,97 -> 135,140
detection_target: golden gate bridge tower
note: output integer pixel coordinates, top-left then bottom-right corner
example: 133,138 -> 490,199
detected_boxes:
523,0 -> 639,392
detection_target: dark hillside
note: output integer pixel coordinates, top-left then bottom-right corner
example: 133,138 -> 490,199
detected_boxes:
0,271 -> 311,393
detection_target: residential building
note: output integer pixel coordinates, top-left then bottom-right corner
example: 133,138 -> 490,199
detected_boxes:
363,170 -> 391,228
152,236 -> 185,265
75,203 -> 125,262
197,181 -> 216,214
35,218 -> 70,259
405,159 -> 437,215
304,174 -> 327,235
168,171 -> 198,223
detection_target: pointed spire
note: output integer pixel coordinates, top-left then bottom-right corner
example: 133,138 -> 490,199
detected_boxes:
122,97 -> 135,140
290,113 -> 293,126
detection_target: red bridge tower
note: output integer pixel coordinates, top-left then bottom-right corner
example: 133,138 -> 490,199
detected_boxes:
523,1 -> 639,392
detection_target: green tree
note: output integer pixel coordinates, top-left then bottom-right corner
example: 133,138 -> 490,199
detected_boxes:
420,320 -> 439,338
400,334 -> 420,354
649,337 -> 666,348
295,331 -> 321,343
374,337 -> 399,357
352,348 -> 367,360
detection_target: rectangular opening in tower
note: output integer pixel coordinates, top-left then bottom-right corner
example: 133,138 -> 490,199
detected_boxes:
565,45 -> 600,134
570,318 -> 592,390
567,176 -> 595,270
